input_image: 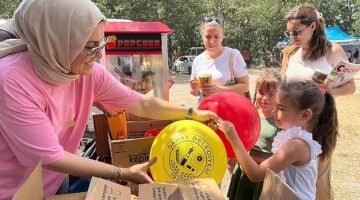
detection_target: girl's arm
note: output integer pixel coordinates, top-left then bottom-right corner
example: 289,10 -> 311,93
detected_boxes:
218,120 -> 310,182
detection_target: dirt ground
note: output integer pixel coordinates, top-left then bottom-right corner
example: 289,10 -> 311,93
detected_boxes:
168,68 -> 360,199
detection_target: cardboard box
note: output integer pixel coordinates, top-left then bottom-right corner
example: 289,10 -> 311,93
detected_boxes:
13,161 -> 224,200
85,177 -> 131,200
12,161 -> 86,200
110,137 -> 155,168
109,120 -> 172,167
93,113 -> 171,157
109,136 -> 155,195
108,120 -> 171,195
138,178 -> 225,200
259,170 -> 301,200
126,120 -> 172,139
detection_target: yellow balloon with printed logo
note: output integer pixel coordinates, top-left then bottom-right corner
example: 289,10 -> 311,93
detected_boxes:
149,120 -> 227,184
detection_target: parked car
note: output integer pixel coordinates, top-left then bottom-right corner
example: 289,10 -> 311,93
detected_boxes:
174,56 -> 195,74
189,47 -> 204,56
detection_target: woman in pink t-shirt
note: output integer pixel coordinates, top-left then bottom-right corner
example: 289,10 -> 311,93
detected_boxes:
0,0 -> 217,199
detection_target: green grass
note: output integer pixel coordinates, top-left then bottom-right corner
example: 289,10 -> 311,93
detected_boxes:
332,94 -> 360,199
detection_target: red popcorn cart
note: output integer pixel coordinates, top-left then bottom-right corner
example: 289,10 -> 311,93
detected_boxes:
100,20 -> 173,100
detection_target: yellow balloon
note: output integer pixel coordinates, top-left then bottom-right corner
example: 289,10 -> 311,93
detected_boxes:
150,120 -> 227,184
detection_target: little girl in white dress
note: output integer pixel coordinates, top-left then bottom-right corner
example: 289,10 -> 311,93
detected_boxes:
218,81 -> 339,200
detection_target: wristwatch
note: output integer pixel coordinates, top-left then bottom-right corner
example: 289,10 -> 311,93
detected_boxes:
186,107 -> 194,120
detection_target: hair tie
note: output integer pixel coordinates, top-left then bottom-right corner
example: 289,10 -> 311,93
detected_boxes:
320,88 -> 326,96
315,10 -> 323,22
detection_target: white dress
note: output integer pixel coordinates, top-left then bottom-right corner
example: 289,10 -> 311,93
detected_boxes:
272,127 -> 322,200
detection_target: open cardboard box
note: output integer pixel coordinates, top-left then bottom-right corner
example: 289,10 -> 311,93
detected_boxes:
109,119 -> 172,167
12,161 -> 86,200
108,120 -> 172,194
93,113 -> 171,158
12,161 -> 225,200
110,137 -> 155,168
110,119 -> 173,167
138,178 -> 225,200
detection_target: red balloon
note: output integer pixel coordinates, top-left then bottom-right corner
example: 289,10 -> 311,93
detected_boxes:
198,92 -> 261,158
144,127 -> 164,137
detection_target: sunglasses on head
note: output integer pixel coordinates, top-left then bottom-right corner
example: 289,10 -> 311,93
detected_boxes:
284,25 -> 310,38
204,16 -> 224,26
84,37 -> 108,57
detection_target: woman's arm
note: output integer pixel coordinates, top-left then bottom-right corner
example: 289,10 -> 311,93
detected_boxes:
327,79 -> 356,96
126,94 -> 217,122
216,75 -> 249,95
326,43 -> 356,96
45,151 -> 156,183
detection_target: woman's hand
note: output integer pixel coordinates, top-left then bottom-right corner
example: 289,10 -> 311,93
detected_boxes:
189,78 -> 201,96
189,78 -> 200,91
201,83 -> 221,96
192,109 -> 218,123
313,79 -> 332,93
121,157 -> 157,184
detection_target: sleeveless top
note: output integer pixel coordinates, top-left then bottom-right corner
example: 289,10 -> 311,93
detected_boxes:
272,127 -> 322,200
285,48 -> 333,82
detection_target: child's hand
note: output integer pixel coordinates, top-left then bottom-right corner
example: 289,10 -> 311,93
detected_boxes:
217,118 -> 238,141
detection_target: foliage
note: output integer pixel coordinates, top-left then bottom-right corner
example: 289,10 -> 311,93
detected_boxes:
1,0 -> 360,66
0,0 -> 20,19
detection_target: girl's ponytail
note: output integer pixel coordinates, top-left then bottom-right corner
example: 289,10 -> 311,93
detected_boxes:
312,92 -> 338,161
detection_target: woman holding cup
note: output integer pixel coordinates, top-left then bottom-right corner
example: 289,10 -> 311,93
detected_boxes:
189,17 -> 249,102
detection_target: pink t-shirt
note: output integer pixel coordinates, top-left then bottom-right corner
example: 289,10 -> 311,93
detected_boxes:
0,51 -> 141,199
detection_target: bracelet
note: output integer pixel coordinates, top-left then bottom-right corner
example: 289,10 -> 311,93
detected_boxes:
186,107 -> 194,120
112,167 -> 122,181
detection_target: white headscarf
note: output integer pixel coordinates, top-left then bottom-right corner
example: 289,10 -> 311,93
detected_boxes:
0,0 -> 106,85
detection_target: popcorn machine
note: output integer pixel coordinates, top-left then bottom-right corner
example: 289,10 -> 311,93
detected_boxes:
101,20 -> 173,100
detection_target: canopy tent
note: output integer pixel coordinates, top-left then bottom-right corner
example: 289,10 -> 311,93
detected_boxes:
277,26 -> 360,48
325,27 -> 360,45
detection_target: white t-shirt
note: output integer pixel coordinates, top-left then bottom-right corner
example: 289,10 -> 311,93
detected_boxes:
190,47 -> 248,85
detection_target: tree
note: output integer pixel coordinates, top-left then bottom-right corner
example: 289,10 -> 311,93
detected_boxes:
0,0 -> 20,19
2,0 -> 360,67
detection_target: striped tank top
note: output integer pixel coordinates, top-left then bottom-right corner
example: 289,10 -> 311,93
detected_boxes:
285,48 -> 333,82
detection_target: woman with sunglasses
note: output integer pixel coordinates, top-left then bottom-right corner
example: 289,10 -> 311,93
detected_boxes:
189,17 -> 250,103
0,0 -> 218,199
281,4 -> 356,96
280,4 -> 356,200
